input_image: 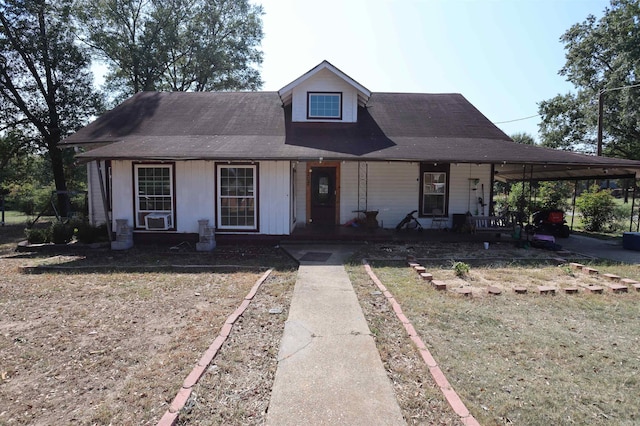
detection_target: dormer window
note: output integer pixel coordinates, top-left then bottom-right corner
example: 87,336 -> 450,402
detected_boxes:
308,92 -> 342,120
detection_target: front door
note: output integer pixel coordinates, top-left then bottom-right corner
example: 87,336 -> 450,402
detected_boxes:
309,166 -> 337,226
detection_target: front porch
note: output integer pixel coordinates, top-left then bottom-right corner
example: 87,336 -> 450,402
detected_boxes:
282,225 -> 508,244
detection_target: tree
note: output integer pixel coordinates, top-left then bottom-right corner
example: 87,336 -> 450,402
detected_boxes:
0,0 -> 102,216
510,132 -> 537,145
538,0 -> 640,159
76,0 -> 264,100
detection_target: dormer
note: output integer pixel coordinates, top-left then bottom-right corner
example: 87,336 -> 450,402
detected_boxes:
278,60 -> 371,123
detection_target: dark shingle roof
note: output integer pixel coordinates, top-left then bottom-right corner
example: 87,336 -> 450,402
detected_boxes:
64,91 -> 640,181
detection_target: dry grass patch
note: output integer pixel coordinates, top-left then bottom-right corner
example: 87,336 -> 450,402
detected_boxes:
362,262 -> 640,425
176,271 -> 296,424
347,263 -> 463,425
0,226 -> 297,425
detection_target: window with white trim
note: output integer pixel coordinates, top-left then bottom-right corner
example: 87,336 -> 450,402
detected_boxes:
134,164 -> 174,229
308,92 -> 342,119
419,163 -> 449,216
217,165 -> 257,230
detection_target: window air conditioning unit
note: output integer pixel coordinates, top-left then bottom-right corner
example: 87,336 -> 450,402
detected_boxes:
144,213 -> 172,230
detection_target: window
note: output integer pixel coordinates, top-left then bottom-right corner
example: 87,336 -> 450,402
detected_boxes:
134,164 -> 174,229
419,164 -> 449,216
308,92 -> 342,119
217,165 -> 257,230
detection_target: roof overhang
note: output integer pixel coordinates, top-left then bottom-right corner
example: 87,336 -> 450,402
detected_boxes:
278,60 -> 371,107
493,161 -> 639,182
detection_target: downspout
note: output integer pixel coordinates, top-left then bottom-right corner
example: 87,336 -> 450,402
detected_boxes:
96,161 -> 113,243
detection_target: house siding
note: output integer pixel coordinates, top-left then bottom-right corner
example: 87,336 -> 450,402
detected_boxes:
111,160 -> 134,229
291,68 -> 358,123
175,161 -> 215,233
109,160 -> 292,236
362,162 -> 420,229
449,164 -> 493,216
258,161 -> 292,235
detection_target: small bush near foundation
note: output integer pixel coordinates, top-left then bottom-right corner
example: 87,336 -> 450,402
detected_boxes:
25,227 -> 50,244
50,221 -> 74,244
74,221 -> 108,244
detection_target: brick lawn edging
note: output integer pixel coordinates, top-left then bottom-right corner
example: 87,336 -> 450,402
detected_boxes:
362,259 -> 481,426
156,269 -> 273,426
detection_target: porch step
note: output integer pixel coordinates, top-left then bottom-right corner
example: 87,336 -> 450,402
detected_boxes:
414,266 -> 426,274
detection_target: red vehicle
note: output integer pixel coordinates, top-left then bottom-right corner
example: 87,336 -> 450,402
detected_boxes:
528,209 -> 571,238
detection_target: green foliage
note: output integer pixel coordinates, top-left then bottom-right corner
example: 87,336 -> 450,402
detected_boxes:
0,0 -> 103,217
7,184 -> 54,215
25,227 -> 50,244
510,132 -> 537,145
74,220 -> 108,244
506,182 -> 541,219
76,0 -> 264,101
538,181 -> 572,211
575,185 -> 616,232
50,221 -> 74,244
452,261 -> 471,278
539,1 -> 640,159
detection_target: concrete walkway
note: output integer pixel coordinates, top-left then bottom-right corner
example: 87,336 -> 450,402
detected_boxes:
267,245 -> 405,425
559,234 -> 640,264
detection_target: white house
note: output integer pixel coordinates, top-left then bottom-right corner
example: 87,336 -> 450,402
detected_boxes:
63,61 -> 640,249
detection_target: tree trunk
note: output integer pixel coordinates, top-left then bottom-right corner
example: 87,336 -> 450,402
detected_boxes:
48,138 -> 69,218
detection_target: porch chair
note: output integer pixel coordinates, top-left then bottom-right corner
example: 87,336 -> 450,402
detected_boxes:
430,209 -> 449,229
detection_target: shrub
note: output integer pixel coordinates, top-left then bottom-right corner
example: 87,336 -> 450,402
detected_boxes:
452,261 -> 471,277
75,221 -> 108,244
25,227 -> 50,244
50,221 -> 74,244
575,185 -> 616,232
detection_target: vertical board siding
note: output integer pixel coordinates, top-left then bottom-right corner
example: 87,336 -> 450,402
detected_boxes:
291,68 -> 358,123
338,162 -> 419,228
110,160 -> 134,229
259,161 -> 291,235
449,164 -> 492,216
175,161 -> 215,233
104,159 -> 494,236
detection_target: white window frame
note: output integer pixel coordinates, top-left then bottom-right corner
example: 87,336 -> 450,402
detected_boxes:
134,164 -> 175,229
217,164 -> 258,230
307,92 -> 342,119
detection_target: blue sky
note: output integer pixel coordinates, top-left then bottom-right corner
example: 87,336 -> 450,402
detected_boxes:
258,0 -> 611,141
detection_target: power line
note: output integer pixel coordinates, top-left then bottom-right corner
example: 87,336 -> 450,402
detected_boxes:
494,114 -> 540,125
